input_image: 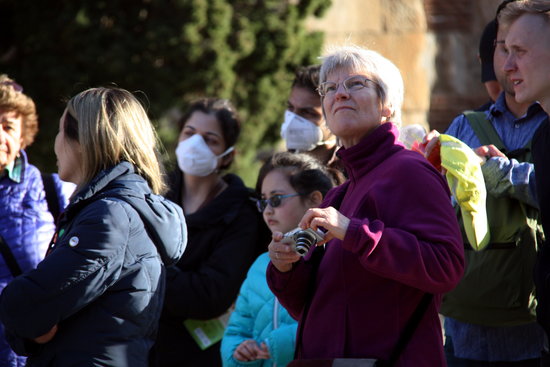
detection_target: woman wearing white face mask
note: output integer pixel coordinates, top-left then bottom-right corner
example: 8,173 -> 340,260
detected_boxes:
151,98 -> 267,367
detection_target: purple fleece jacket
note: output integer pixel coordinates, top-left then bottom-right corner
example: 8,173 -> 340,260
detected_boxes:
267,123 -> 464,367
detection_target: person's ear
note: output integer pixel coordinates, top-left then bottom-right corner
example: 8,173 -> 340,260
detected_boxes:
307,190 -> 323,208
220,150 -> 235,169
381,105 -> 392,120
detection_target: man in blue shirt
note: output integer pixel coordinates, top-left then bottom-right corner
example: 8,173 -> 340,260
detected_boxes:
426,1 -> 547,365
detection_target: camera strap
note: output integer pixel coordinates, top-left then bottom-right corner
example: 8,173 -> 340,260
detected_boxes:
294,244 -> 325,359
380,293 -> 433,367
294,183 -> 348,358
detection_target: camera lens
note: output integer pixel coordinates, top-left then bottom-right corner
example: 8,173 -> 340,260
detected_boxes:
293,231 -> 318,256
294,244 -> 310,256
296,232 -> 315,248
296,231 -> 316,247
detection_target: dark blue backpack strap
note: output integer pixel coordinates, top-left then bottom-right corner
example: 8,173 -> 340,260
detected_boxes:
41,173 -> 61,221
0,234 -> 23,277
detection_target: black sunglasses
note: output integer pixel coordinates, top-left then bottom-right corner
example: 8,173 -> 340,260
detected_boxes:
256,193 -> 302,213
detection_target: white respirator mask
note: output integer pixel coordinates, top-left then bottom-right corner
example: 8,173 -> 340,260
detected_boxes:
175,134 -> 234,177
280,110 -> 331,152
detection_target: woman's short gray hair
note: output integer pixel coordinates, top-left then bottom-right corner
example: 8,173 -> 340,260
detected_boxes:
319,45 -> 404,125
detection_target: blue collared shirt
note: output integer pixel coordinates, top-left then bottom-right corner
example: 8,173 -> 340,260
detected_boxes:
444,93 -> 547,361
446,93 -> 546,208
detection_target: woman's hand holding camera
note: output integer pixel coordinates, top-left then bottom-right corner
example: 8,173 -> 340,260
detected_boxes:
268,232 -> 301,273
299,206 -> 350,245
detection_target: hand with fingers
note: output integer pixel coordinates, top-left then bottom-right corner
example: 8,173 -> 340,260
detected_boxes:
474,144 -> 506,160
298,206 -> 350,245
419,130 -> 443,172
268,232 -> 301,273
422,130 -> 440,156
233,339 -> 270,362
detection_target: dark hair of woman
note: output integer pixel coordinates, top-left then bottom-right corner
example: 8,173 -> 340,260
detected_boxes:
178,98 -> 241,149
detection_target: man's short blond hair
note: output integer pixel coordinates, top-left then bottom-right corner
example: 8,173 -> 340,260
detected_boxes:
498,0 -> 550,28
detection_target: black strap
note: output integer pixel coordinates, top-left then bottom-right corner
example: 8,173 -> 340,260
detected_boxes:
41,173 -> 60,220
380,293 -> 433,367
294,245 -> 325,358
0,235 -> 23,277
295,184 -> 348,358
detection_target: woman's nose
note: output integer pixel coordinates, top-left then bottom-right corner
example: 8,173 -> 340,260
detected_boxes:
334,84 -> 350,100
263,203 -> 275,215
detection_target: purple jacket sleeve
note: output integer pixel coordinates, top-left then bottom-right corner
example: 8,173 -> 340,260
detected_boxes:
266,260 -> 312,320
339,158 -> 464,294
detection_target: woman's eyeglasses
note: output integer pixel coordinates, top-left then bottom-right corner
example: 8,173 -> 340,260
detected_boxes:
256,193 -> 302,213
317,75 -> 378,97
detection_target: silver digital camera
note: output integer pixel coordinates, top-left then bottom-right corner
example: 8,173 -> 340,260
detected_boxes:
282,227 -> 324,256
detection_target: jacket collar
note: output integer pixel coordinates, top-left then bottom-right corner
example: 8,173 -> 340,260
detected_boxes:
490,92 -> 544,119
57,161 -> 186,266
1,151 -> 26,183
337,122 -> 404,182
67,161 -> 139,213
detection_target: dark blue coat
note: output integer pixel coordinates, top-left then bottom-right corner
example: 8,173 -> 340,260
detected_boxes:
0,162 -> 187,367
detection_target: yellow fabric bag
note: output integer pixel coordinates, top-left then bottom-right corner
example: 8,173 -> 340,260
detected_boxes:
440,134 -> 490,250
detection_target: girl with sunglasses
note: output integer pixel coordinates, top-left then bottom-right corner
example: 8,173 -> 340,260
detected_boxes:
221,152 -> 336,367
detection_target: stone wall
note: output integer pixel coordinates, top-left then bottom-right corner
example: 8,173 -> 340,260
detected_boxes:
306,0 -> 503,132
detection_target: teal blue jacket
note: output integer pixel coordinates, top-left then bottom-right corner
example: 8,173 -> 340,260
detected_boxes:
221,253 -> 297,367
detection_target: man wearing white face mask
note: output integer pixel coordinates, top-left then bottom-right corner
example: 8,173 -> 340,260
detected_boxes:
281,65 -> 340,171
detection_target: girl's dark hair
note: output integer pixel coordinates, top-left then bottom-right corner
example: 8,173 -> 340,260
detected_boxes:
255,152 -> 336,199
178,98 -> 240,147
177,98 -> 241,170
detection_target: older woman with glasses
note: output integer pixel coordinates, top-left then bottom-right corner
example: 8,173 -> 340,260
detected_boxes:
266,45 -> 465,366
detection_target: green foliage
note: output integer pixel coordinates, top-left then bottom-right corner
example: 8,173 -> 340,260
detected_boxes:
0,0 -> 330,186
